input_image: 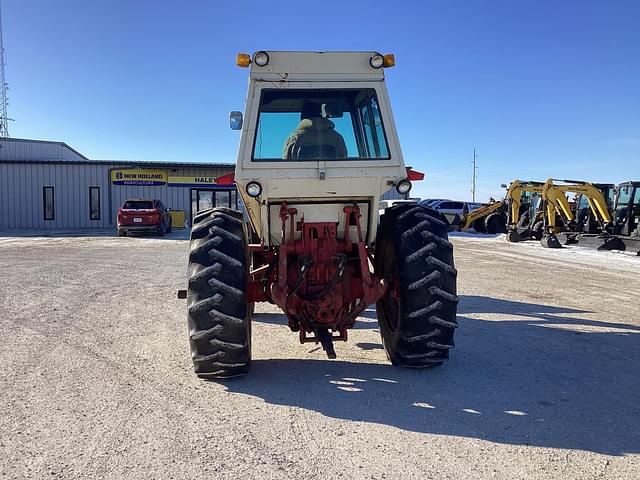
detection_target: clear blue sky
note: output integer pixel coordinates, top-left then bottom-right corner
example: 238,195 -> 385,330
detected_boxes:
3,0 -> 639,201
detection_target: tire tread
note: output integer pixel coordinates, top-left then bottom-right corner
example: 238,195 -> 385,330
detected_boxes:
187,208 -> 251,378
375,204 -> 458,368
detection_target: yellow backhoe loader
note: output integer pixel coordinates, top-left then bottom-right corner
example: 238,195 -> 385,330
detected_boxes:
459,200 -> 507,234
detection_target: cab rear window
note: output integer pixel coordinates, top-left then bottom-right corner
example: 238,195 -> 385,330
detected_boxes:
123,201 -> 153,210
253,88 -> 390,161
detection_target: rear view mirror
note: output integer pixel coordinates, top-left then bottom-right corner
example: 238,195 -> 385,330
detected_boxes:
230,111 -> 243,130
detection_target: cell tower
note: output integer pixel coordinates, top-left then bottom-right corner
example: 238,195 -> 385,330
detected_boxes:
0,0 -> 10,138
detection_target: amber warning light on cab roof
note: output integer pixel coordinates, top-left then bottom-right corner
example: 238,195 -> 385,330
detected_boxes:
235,51 -> 396,68
236,53 -> 251,67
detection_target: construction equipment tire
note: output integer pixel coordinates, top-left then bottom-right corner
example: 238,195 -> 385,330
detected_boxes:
187,208 -> 251,378
485,212 -> 507,234
375,204 -> 459,367
472,217 -> 486,233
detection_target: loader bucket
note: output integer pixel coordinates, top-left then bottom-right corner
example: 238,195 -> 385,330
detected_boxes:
575,234 -> 625,251
561,232 -> 579,245
541,234 -> 563,248
507,229 -> 530,243
586,235 -> 640,254
620,237 -> 640,254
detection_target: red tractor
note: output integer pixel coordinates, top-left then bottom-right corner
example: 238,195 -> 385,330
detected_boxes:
186,51 -> 458,377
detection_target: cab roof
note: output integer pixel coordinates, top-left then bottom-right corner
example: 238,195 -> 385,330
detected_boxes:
248,51 -> 389,82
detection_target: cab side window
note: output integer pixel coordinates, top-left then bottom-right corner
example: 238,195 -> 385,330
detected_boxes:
358,96 -> 389,159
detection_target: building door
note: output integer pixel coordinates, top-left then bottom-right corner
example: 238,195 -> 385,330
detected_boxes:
190,188 -> 238,221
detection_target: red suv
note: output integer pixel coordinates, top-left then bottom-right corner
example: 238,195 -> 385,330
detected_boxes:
117,199 -> 172,236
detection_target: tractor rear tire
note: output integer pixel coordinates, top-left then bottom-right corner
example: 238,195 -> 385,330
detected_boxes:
187,207 -> 251,378
485,212 -> 507,234
375,204 -> 459,368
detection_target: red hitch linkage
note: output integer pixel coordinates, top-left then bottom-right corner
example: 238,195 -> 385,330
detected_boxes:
251,202 -> 387,359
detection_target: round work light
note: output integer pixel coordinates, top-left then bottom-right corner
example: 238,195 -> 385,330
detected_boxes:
253,51 -> 270,67
246,181 -> 262,198
395,179 -> 412,195
369,54 -> 384,69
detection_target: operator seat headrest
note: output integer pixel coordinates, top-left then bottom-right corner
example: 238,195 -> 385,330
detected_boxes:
300,102 -> 322,120
296,144 -> 338,160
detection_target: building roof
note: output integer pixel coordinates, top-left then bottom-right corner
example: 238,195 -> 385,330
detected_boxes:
0,137 -> 90,161
0,137 -> 235,167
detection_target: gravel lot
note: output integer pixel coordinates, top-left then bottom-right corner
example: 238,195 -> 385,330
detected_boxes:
1,231 -> 639,479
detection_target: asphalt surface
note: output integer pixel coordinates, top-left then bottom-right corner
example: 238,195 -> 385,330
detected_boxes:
1,231 -> 639,479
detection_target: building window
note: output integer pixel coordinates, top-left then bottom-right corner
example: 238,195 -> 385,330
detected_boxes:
89,187 -> 100,220
43,186 -> 54,220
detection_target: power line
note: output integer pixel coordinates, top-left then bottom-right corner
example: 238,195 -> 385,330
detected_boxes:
471,148 -> 478,202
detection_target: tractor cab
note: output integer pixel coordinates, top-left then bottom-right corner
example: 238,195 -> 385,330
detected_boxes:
230,51 -> 409,247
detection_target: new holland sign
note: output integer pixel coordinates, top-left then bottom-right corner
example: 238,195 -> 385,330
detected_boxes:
168,176 -> 220,188
111,169 -> 167,186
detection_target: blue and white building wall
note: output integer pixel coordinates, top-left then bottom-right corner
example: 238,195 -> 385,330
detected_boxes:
0,138 -> 236,230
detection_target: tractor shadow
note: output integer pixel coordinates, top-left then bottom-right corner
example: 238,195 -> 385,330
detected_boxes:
223,295 -> 640,456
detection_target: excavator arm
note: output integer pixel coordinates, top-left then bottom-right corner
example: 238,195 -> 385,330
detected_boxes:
542,179 -> 612,235
542,179 -> 574,234
506,180 -> 544,229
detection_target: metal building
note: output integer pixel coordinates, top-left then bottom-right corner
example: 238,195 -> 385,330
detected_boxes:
0,138 -> 237,231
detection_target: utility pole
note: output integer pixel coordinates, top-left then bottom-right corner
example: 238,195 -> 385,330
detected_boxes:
0,0 -> 10,138
471,148 -> 478,202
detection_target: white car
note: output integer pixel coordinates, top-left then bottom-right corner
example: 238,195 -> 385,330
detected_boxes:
428,200 -> 466,216
378,199 -> 417,217
420,198 -> 451,207
467,202 -> 487,212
